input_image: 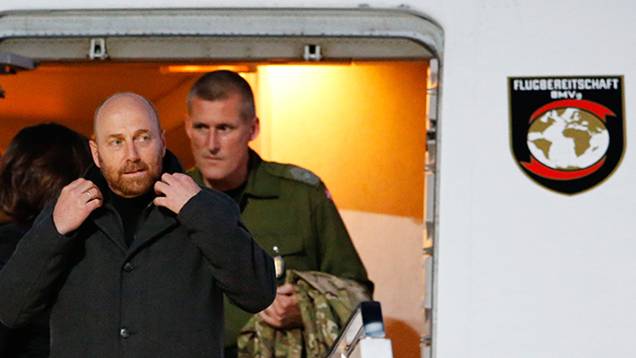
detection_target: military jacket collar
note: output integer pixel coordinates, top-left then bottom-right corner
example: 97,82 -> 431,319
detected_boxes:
188,149 -> 280,199
243,150 -> 280,199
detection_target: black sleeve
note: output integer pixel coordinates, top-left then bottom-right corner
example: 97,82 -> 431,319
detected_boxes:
0,205 -> 77,328
178,189 -> 276,313
0,231 -> 18,354
0,323 -> 8,356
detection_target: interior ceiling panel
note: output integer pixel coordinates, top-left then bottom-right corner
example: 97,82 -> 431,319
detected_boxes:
0,36 -> 431,61
0,9 -> 442,60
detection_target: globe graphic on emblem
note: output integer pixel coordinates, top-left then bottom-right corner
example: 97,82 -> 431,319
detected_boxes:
527,107 -> 609,170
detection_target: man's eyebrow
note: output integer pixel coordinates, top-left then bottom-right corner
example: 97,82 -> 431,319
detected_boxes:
106,133 -> 125,139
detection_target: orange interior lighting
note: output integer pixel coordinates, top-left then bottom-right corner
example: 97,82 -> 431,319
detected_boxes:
160,65 -> 253,74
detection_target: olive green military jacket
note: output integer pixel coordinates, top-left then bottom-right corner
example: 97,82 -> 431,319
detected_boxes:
188,150 -> 372,349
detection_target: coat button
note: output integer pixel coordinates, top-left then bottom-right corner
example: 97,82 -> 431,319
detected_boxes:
123,262 -> 134,272
120,328 -> 130,339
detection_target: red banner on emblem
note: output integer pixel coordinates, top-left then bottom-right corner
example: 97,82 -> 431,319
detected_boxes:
521,157 -> 606,180
529,99 -> 615,122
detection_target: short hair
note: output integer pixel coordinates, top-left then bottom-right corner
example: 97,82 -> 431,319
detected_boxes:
94,92 -> 161,135
0,123 -> 92,226
187,70 -> 255,121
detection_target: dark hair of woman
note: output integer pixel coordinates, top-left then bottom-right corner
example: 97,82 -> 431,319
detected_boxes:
0,123 -> 92,227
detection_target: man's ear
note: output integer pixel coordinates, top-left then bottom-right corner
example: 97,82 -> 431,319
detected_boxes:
184,116 -> 193,139
249,117 -> 261,141
89,139 -> 101,168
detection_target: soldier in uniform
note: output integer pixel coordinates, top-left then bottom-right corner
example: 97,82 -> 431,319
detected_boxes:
184,70 -> 373,357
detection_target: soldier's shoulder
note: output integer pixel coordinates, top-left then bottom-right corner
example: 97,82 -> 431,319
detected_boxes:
185,167 -> 197,176
260,161 -> 322,188
185,167 -> 205,187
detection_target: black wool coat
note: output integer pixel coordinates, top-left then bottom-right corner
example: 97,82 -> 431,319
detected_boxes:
0,222 -> 49,358
0,158 -> 276,358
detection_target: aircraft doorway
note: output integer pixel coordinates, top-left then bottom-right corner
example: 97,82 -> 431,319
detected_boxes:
0,9 -> 442,358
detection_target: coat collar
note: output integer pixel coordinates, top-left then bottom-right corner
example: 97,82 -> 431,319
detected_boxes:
86,151 -> 182,254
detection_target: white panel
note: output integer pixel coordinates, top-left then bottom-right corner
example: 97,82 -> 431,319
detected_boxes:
434,1 -> 636,357
351,338 -> 394,358
340,209 -> 426,338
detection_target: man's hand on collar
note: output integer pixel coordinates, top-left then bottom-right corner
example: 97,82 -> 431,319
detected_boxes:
53,179 -> 103,235
153,173 -> 202,214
